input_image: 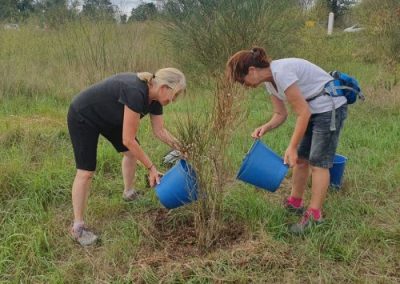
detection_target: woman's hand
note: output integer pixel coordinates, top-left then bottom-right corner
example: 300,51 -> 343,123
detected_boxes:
284,146 -> 298,168
251,124 -> 267,139
148,165 -> 161,187
251,96 -> 288,139
284,83 -> 310,168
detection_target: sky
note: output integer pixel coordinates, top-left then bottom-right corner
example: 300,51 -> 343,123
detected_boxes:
111,0 -> 157,15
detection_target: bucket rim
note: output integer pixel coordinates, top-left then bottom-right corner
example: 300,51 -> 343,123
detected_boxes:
178,159 -> 197,179
333,154 -> 348,163
155,159 -> 198,209
236,139 -> 261,179
237,140 -> 289,178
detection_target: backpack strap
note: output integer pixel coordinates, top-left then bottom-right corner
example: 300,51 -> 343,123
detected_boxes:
305,80 -> 338,131
329,96 -> 336,131
305,80 -> 334,103
307,81 -> 365,102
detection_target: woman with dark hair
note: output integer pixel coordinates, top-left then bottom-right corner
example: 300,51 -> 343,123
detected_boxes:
68,68 -> 186,245
226,47 -> 348,234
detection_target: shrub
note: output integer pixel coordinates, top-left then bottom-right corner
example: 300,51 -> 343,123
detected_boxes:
162,0 -> 303,76
176,77 -> 246,250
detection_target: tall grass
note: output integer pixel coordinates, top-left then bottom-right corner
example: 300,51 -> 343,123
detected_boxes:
0,20 -> 172,100
355,0 -> 400,63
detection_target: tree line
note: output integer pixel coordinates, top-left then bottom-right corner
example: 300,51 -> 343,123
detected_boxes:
1,1 -> 357,24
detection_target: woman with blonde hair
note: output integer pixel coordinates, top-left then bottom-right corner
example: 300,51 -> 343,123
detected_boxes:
226,47 -> 348,234
67,68 -> 186,246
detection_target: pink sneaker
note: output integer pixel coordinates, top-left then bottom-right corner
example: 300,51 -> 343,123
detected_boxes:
289,210 -> 324,234
283,197 -> 305,215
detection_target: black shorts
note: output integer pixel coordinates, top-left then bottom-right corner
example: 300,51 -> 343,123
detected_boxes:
67,106 -> 132,171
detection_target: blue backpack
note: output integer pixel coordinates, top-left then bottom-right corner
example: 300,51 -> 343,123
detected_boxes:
306,71 -> 365,131
324,71 -> 365,104
307,71 -> 365,104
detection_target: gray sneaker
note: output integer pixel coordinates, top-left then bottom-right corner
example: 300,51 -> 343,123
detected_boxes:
71,226 -> 98,246
122,189 -> 141,202
289,211 -> 324,234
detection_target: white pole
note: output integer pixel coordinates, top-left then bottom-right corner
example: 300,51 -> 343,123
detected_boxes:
327,12 -> 334,35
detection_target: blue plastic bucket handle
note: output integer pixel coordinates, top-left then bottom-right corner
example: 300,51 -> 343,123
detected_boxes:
155,159 -> 198,209
237,140 -> 289,192
330,154 -> 347,188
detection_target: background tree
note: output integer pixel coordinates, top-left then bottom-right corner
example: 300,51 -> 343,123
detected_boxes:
82,0 -> 115,20
325,0 -> 357,19
16,0 -> 35,18
120,14 -> 127,24
0,0 -> 35,21
0,0 -> 18,20
129,2 -> 158,21
35,0 -> 78,27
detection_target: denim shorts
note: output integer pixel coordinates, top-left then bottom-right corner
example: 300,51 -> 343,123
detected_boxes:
297,104 -> 347,168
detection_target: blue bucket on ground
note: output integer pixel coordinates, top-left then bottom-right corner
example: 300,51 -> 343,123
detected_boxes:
155,159 -> 198,209
329,154 -> 347,189
237,140 -> 289,192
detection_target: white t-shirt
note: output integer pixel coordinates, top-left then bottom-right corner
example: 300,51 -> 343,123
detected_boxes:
264,58 -> 347,113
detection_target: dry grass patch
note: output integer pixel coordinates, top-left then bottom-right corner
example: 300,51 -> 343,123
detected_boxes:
135,208 -> 248,265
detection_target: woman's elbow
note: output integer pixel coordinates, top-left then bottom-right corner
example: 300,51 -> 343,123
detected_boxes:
278,112 -> 288,123
299,110 -> 311,122
304,109 -> 311,118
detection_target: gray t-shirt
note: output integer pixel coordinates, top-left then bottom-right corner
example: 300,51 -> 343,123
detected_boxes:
71,73 -> 162,131
264,58 -> 347,113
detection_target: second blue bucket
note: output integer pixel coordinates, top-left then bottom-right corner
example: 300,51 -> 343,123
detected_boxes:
329,154 -> 347,189
155,159 -> 198,209
237,140 -> 289,192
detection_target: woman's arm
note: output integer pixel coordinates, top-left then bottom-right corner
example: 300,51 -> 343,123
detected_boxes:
284,83 -> 311,166
252,95 -> 288,138
122,106 -> 160,186
150,114 -> 181,150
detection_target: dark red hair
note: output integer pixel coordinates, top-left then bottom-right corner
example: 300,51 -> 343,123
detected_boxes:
226,47 -> 271,83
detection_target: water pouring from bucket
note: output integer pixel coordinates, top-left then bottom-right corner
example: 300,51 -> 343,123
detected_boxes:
237,140 -> 289,192
155,159 -> 198,209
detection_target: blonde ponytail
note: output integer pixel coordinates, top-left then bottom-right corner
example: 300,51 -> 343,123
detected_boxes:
137,72 -> 154,83
138,68 -> 186,98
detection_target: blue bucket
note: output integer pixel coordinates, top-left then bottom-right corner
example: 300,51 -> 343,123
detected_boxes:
329,154 -> 347,189
237,140 -> 289,192
155,159 -> 198,209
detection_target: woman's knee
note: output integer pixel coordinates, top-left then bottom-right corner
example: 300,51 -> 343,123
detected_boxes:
76,169 -> 95,180
122,151 -> 136,161
310,166 -> 329,176
296,158 -> 309,168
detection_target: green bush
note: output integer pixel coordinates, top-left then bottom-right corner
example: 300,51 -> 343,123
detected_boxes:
162,0 -> 303,76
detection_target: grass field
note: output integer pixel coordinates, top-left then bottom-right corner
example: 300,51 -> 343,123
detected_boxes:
0,20 -> 399,283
